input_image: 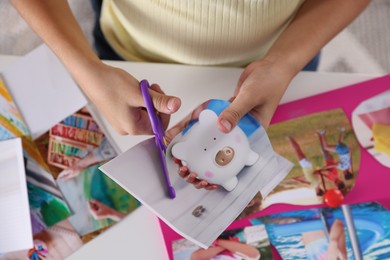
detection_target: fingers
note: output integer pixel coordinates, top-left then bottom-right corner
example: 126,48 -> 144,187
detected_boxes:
118,83 -> 181,135
218,92 -> 256,133
139,83 -> 181,132
149,84 -> 181,115
186,172 -> 198,183
195,180 -> 218,190
178,166 -> 190,178
178,165 -> 217,190
149,84 -> 172,130
124,108 -> 154,135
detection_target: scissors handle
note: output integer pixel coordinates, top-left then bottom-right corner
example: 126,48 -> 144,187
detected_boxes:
140,80 -> 165,146
140,80 -> 175,199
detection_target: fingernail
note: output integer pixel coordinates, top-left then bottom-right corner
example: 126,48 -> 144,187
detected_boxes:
220,119 -> 232,131
167,98 -> 176,111
200,181 -> 208,188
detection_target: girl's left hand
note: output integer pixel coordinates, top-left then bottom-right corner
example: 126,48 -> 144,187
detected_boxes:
217,56 -> 295,132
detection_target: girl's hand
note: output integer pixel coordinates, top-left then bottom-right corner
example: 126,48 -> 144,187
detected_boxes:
81,63 -> 181,135
218,57 -> 295,132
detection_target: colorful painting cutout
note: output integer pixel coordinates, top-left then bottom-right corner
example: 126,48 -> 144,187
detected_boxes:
0,76 -> 71,233
35,107 -> 140,239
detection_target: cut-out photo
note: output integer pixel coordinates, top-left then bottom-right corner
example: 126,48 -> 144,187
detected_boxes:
172,224 -> 272,260
0,76 -> 71,234
0,220 -> 83,260
35,107 -> 140,239
262,109 -> 360,209
251,201 -> 390,259
352,90 -> 390,168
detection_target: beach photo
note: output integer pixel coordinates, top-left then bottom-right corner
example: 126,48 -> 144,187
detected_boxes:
172,224 -> 272,260
251,201 -> 390,259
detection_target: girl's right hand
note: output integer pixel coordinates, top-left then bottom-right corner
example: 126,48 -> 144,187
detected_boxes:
80,62 -> 181,135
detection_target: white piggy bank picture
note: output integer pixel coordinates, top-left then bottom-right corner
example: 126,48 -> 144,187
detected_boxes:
171,109 -> 259,191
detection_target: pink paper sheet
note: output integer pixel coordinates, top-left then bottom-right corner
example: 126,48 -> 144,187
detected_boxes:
161,74 -> 390,259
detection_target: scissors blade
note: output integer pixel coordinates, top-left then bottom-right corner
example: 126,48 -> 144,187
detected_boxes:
155,137 -> 176,198
140,79 -> 175,199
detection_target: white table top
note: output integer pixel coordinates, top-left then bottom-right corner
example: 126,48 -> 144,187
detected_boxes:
0,54 -> 378,260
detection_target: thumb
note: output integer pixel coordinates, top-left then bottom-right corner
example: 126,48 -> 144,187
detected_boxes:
218,94 -> 254,133
149,84 -> 181,114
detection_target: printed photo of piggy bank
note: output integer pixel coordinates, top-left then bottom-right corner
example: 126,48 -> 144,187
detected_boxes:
171,109 -> 259,191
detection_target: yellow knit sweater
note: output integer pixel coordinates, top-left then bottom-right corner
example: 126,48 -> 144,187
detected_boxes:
100,0 -> 305,66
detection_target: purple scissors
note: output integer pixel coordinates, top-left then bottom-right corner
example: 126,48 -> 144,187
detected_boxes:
140,80 -> 176,199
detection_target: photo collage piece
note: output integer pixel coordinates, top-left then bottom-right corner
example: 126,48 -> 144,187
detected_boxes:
261,109 -> 360,209
35,107 -> 140,240
0,220 -> 83,260
253,201 -> 390,260
0,76 -> 71,234
352,89 -> 390,168
171,201 -> 390,260
172,223 -> 272,260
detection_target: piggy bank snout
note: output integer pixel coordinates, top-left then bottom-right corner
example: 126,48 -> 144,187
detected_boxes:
215,146 -> 235,166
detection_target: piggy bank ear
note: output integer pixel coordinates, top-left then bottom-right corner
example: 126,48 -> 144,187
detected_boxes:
198,109 -> 218,125
246,150 -> 259,166
171,142 -> 189,164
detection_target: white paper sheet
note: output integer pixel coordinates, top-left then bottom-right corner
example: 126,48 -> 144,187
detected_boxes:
66,206 -> 169,260
100,126 -> 290,248
0,138 -> 33,253
1,45 -> 87,139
